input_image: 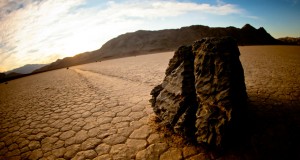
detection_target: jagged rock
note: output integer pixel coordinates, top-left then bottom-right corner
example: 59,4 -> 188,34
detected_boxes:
150,37 -> 247,147
150,46 -> 197,136
193,37 -> 247,146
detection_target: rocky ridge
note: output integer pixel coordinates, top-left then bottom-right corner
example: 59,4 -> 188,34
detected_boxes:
34,24 -> 280,73
6,64 -> 47,74
278,37 -> 300,45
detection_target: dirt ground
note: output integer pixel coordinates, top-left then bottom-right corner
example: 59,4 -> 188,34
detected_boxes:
0,45 -> 299,159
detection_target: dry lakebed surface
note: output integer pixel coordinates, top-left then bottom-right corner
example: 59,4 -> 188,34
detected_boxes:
0,45 -> 299,160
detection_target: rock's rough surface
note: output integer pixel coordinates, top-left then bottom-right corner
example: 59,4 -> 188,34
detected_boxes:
150,46 -> 197,136
150,37 -> 247,146
193,37 -> 247,146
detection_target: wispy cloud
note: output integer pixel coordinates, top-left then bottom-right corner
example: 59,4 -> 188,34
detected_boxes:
0,0 -> 243,72
244,15 -> 261,20
293,0 -> 299,5
104,0 -> 242,17
284,0 -> 299,5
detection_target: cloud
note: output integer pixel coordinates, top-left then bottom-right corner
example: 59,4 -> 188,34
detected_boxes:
245,15 -> 260,20
104,0 -> 242,18
293,0 -> 299,5
284,0 -> 299,5
0,0 -> 243,71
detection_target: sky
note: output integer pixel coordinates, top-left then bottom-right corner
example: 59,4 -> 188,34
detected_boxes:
0,0 -> 299,72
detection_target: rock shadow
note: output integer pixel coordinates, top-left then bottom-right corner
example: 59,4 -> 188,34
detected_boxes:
222,93 -> 300,160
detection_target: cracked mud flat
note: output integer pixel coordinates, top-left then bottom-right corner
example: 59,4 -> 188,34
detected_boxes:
0,46 -> 299,160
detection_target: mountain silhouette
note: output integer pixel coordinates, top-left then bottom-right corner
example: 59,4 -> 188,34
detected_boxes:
6,64 -> 47,74
34,24 -> 281,73
0,64 -> 47,82
278,37 -> 300,45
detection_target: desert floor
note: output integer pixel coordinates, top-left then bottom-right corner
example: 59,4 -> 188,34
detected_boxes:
0,45 -> 299,160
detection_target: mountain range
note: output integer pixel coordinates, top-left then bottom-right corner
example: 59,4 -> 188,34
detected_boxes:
278,37 -> 300,45
0,24 -> 285,82
33,24 -> 280,73
0,64 -> 47,82
6,64 -> 47,74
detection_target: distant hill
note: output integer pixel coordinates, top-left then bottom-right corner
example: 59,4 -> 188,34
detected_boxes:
7,64 -> 47,74
0,64 -> 47,82
0,72 -> 25,83
34,52 -> 96,73
0,73 -> 5,80
34,24 -> 281,73
5,72 -> 23,79
278,37 -> 300,45
96,24 -> 280,59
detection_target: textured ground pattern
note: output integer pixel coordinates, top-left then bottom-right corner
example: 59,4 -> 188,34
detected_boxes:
0,46 -> 299,159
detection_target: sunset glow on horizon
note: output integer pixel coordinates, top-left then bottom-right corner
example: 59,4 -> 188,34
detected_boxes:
1,0 -> 299,72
